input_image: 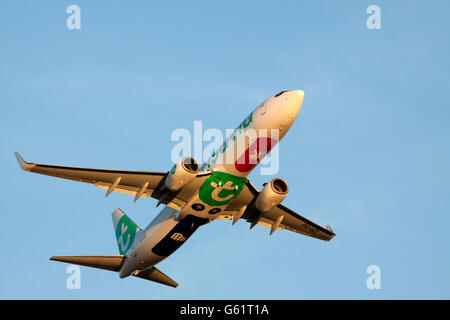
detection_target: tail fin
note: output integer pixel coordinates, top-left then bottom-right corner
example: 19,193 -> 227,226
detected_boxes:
112,208 -> 142,255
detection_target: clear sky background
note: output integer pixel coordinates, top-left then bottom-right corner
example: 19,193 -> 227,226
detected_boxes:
1,1 -> 449,299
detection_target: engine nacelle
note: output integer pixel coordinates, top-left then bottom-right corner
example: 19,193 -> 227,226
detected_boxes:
165,157 -> 199,192
255,178 -> 289,212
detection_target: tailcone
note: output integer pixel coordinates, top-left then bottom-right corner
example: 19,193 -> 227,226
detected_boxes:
118,256 -> 141,278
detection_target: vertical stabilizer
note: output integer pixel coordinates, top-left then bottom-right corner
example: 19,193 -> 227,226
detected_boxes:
112,208 -> 142,255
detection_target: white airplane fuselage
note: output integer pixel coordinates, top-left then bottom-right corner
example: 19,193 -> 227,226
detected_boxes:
119,90 -> 304,278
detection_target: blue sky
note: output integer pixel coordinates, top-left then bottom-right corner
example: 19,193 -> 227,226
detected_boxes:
1,0 -> 449,299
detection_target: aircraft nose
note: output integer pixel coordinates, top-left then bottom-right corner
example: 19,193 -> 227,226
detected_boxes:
282,89 -> 304,115
289,89 -> 304,110
295,89 -> 304,100
274,89 -> 304,110
275,89 -> 304,133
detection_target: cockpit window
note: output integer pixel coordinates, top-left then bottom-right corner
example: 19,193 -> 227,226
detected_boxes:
274,90 -> 289,97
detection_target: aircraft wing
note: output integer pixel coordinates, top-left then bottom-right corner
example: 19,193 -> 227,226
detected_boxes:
222,180 -> 335,241
14,152 -> 211,209
15,152 -> 335,240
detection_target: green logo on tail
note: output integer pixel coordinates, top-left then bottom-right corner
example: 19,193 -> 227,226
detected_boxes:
115,215 -> 137,255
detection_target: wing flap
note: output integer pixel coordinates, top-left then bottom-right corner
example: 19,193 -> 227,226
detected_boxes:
15,152 -> 166,185
13,152 -> 203,208
225,181 -> 335,241
263,204 -> 335,241
15,152 -> 210,209
22,162 -> 167,188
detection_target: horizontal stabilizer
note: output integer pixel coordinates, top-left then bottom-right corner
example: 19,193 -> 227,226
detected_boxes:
135,267 -> 179,288
50,255 -> 125,271
50,255 -> 178,288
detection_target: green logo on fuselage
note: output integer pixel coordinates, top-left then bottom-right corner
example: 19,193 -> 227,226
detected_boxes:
199,171 -> 247,207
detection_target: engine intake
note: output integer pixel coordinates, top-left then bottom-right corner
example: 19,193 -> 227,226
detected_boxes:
255,178 -> 288,213
165,157 -> 199,192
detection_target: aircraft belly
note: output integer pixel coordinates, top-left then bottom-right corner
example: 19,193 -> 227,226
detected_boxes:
136,207 -> 179,265
151,214 -> 208,257
135,208 -> 209,267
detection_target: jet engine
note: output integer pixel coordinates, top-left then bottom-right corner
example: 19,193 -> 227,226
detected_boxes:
165,157 -> 199,192
255,178 -> 288,212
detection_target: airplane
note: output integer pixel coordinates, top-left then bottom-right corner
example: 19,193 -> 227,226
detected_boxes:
15,89 -> 335,288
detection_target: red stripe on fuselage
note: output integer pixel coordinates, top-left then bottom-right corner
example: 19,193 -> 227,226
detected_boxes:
234,137 -> 277,172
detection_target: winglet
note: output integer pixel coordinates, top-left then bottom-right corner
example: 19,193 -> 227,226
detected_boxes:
14,152 -> 36,171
